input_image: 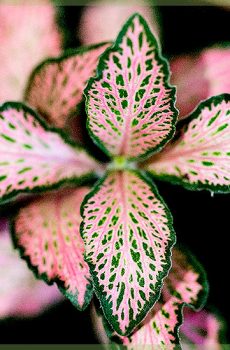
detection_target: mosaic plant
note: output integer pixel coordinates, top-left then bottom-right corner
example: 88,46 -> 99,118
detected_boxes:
0,12 -> 229,347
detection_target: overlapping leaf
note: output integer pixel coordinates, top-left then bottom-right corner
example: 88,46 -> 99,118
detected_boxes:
0,102 -> 99,203
121,248 -> 207,349
181,308 -> 224,349
25,43 -> 110,128
81,169 -> 175,335
85,13 -> 177,161
144,94 -> 230,193
171,46 -> 230,119
12,188 -> 92,310
0,219 -> 62,318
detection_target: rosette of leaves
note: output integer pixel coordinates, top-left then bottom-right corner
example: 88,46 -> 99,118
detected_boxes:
0,13 -> 229,343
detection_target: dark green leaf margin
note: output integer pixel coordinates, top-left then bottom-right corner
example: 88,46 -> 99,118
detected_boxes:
146,94 -> 230,194
0,101 -> 99,204
10,210 -> 93,311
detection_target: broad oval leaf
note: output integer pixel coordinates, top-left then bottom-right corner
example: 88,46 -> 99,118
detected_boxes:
171,46 -> 230,120
0,219 -> 62,318
85,13 -> 177,161
144,94 -> 230,193
12,187 -> 92,310
81,169 -> 175,335
181,308 -> 224,349
0,102 -> 99,203
25,43 -> 110,128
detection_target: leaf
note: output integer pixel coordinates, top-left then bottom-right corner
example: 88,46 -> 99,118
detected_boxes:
171,46 -> 230,120
0,102 -> 99,203
81,169 -> 175,335
0,1 -> 61,103
0,219 -> 62,318
25,43 -> 110,128
144,94 -> 230,193
121,248 -> 208,349
90,248 -> 208,349
85,13 -> 177,161
12,187 -> 92,310
181,308 -> 225,349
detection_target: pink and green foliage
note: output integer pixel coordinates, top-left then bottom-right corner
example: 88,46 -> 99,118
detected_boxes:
81,170 -> 175,335
85,14 -> 177,160
144,94 -> 230,193
90,248 -> 208,349
120,248 -> 207,349
1,10 -> 228,342
25,43 -> 110,128
0,1 -> 61,103
181,308 -> 224,349
171,46 -> 230,119
12,188 -> 92,310
0,102 -> 99,203
0,219 -> 62,318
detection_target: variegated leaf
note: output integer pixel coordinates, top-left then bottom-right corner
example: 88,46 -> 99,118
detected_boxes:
85,13 -> 177,161
81,169 -> 175,335
171,46 -> 230,119
181,308 -> 224,349
90,248 -> 208,349
121,248 -> 207,349
0,102 -> 99,203
25,43 -> 110,128
144,94 -> 230,193
0,219 -> 62,318
12,188 -> 92,310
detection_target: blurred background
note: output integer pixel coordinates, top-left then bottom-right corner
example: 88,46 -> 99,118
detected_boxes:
0,1 -> 229,344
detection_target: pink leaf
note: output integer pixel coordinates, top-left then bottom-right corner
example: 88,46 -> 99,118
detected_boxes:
91,248 -> 207,348
0,1 -> 61,103
85,13 -> 177,161
181,308 -> 224,350
171,47 -> 230,120
81,170 -> 175,335
79,4 -> 160,45
121,248 -> 207,349
12,187 -> 92,310
144,94 -> 230,193
25,43 -> 110,128
0,102 -> 100,203
0,219 -> 62,318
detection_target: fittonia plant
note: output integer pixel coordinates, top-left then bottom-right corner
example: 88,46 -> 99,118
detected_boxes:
0,13 -> 229,346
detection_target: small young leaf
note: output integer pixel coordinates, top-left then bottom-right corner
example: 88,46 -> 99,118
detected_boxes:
181,308 -> 225,348
12,188 -> 92,310
81,169 -> 175,335
171,46 -> 230,120
25,43 -> 110,128
144,94 -> 230,193
85,13 -> 177,161
0,219 -> 62,318
0,102 -> 99,203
